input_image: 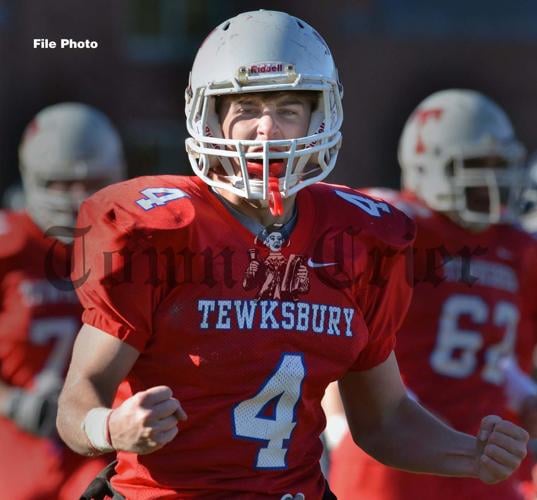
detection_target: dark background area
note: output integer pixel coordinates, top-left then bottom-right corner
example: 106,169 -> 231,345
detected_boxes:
2,0 -> 537,204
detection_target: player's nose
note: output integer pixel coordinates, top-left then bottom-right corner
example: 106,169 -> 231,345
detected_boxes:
256,112 -> 281,140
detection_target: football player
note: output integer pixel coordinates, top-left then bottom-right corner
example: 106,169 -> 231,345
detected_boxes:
57,13 -> 529,499
0,102 -> 125,499
327,89 -> 537,500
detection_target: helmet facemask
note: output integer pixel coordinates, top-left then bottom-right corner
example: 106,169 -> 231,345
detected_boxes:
445,153 -> 524,226
517,153 -> 537,233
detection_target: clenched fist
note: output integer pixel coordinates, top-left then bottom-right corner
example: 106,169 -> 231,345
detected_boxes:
108,385 -> 187,455
475,415 -> 529,484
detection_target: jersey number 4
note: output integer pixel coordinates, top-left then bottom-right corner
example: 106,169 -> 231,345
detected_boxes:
430,294 -> 519,384
135,188 -> 188,210
335,190 -> 391,217
232,353 -> 305,469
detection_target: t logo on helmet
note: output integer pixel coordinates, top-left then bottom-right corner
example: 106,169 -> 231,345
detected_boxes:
414,108 -> 444,154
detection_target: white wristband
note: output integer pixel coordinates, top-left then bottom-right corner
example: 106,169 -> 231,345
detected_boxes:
324,414 -> 349,450
81,407 -> 114,453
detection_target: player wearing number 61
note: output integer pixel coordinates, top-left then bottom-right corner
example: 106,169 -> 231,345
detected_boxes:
328,90 -> 537,500
57,12 -> 529,500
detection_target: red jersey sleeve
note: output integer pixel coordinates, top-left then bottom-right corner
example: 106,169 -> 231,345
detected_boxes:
349,193 -> 416,371
71,177 -> 194,352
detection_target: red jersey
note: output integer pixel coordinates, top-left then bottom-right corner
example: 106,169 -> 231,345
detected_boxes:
0,211 -> 107,499
73,175 -> 415,499
329,188 -> 537,500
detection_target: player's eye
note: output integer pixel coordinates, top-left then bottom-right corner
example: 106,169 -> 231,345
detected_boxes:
281,110 -> 298,117
277,105 -> 305,119
235,103 -> 260,116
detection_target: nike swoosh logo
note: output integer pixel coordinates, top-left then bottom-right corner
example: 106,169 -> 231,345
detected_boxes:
307,258 -> 338,268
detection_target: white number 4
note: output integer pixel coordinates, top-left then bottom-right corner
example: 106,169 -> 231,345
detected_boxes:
135,187 -> 188,211
232,353 -> 305,469
335,190 -> 391,217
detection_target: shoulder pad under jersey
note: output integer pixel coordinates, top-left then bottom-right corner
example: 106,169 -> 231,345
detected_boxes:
310,183 -> 416,249
80,175 -> 197,234
361,187 -> 433,220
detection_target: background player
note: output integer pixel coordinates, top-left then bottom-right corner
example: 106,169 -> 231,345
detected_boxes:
327,89 -> 537,500
0,102 -> 126,499
57,12 -> 528,499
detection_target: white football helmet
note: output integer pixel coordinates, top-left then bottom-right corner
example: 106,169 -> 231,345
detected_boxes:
19,102 -> 126,233
185,10 -> 343,213
398,89 -> 525,225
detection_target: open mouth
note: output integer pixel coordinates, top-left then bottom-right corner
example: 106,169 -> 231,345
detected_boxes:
246,159 -> 285,180
241,159 -> 286,217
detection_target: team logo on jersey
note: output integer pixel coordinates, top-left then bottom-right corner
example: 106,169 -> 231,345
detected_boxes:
243,231 -> 310,301
197,231 -> 356,336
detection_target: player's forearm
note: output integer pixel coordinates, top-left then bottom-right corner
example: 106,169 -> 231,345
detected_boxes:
353,396 -> 478,478
56,378 -> 112,456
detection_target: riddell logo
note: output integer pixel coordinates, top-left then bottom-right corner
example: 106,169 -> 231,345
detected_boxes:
249,63 -> 284,74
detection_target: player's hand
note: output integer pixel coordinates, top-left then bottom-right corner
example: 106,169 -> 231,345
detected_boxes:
108,385 -> 187,455
2,387 -> 59,437
475,415 -> 528,484
246,260 -> 260,276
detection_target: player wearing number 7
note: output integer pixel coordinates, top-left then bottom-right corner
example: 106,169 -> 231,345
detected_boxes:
328,90 -> 537,500
0,103 -> 126,499
57,12 -> 529,500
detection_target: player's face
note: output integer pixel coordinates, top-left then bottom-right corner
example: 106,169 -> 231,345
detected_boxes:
46,178 -> 110,196
44,177 -> 112,230
45,177 -> 111,209
218,92 -> 312,175
219,92 -> 312,142
460,155 -> 510,213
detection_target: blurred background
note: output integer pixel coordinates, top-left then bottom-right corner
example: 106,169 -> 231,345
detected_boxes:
2,0 -> 537,205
